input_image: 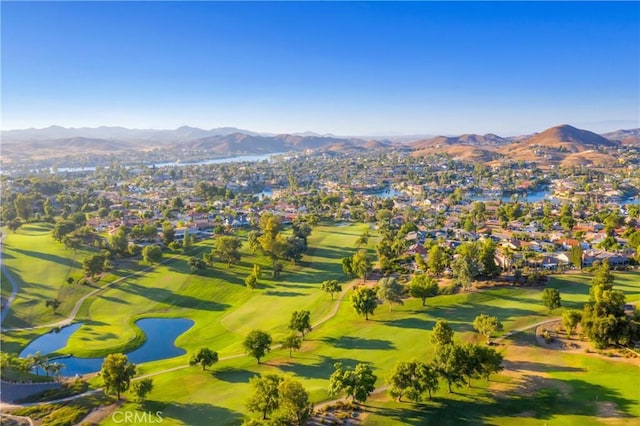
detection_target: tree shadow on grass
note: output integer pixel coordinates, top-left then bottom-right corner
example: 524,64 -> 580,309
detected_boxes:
364,375 -> 637,425
264,290 -> 304,297
275,355 -> 362,379
383,317 -> 435,331
212,367 -> 256,383
117,282 -> 231,311
11,247 -> 81,268
428,304 -> 542,325
321,336 -> 396,350
146,401 -> 243,426
503,360 -> 586,373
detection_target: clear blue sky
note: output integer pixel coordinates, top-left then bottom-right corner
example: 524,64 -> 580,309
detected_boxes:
2,1 -> 639,135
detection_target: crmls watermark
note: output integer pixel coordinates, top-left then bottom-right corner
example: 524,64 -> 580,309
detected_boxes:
112,410 -> 164,424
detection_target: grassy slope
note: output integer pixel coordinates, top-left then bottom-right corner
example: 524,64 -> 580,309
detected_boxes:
365,331 -> 640,426
0,223 -> 103,328
4,223 -> 639,425
102,272 -> 640,425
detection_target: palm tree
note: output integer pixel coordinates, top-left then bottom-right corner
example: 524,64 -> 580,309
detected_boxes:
27,352 -> 48,376
47,362 -> 64,381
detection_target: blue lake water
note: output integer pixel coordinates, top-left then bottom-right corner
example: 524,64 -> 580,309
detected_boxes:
51,152 -> 283,173
469,189 -> 553,203
19,318 -> 194,376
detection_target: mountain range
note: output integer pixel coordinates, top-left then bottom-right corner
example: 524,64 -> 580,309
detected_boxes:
1,124 -> 637,167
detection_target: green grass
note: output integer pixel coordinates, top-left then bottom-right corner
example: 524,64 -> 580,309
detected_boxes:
100,271 -> 640,425
1,223 -> 103,328
55,224 -> 365,358
3,221 -> 639,425
12,393 -> 113,426
364,331 -> 640,425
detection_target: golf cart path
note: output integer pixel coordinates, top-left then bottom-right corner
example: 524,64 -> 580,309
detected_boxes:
0,296 -> 556,412
1,254 -> 186,332
0,279 -> 359,411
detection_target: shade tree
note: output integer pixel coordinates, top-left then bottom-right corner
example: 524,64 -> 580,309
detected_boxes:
351,286 -> 378,320
328,362 -> 377,403
408,274 -> 438,306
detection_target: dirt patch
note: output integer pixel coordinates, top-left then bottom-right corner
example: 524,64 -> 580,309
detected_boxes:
78,401 -> 122,425
535,322 -> 640,365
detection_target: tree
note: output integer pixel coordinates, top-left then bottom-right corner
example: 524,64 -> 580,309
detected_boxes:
427,245 -> 447,276
352,249 -> 372,282
83,253 -> 107,278
246,374 -> 283,420
292,221 -> 312,246
188,256 -> 206,272
109,227 -> 129,256
162,221 -> 175,245
451,256 -> 474,289
45,298 -> 61,313
432,344 -> 466,392
142,245 -> 163,264
282,333 -> 302,357
283,236 -> 306,264
183,230 -> 194,251
431,320 -> 454,347
52,220 -> 77,242
562,309 -> 582,338
288,310 -> 312,339
27,352 -> 49,376
243,330 -> 272,364
321,279 -> 342,300
355,230 -> 370,248
408,274 -> 438,306
542,288 -> 562,313
132,378 -> 153,403
376,277 -> 404,311
569,244 -> 583,270
590,260 -> 614,303
341,257 -> 354,277
245,273 -> 258,290
278,377 -> 313,426
214,236 -> 243,267
247,230 -> 261,253
7,219 -> 22,233
479,239 -> 500,277
387,360 -> 439,402
101,353 -> 136,400
476,345 -> 504,381
351,286 -> 378,320
189,348 -> 219,370
473,314 -> 503,344
327,362 -> 377,403
253,264 -> 262,279
14,194 -> 32,221
46,362 -> 64,381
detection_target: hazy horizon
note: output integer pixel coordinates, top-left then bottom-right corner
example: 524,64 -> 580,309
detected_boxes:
2,2 -> 639,135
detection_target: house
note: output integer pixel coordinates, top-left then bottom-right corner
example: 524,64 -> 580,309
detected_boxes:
406,244 -> 427,256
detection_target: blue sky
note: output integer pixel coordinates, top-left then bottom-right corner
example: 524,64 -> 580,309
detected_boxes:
2,1 -> 638,135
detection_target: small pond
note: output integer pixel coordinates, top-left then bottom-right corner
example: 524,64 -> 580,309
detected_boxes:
19,318 -> 194,376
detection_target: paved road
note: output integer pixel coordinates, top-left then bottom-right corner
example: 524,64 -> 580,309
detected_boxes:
0,267 -> 19,325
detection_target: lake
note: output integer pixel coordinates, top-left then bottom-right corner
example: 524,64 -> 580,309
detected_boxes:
19,318 -> 194,376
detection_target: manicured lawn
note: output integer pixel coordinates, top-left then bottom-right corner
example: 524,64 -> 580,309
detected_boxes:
56,224 -> 366,358
3,221 -> 639,425
0,223 -> 103,328
364,331 -> 640,425
100,271 -> 640,425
